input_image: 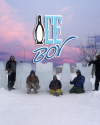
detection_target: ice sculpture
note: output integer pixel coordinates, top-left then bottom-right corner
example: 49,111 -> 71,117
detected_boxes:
36,62 -> 53,91
15,63 -> 32,90
0,62 -> 7,89
60,63 -> 72,91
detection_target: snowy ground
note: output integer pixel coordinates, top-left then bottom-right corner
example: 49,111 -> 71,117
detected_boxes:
0,73 -> 100,125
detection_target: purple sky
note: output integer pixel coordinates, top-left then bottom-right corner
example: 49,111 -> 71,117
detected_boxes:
0,0 -> 100,66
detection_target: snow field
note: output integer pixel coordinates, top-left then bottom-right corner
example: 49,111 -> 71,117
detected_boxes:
0,87 -> 100,125
0,62 -> 100,125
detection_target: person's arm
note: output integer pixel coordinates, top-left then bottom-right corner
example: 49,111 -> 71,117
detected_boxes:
35,76 -> 39,84
6,61 -> 10,72
70,77 -> 76,84
58,81 -> 62,89
49,81 -> 53,89
15,61 -> 17,69
79,76 -> 85,86
88,60 -> 96,66
26,76 -> 31,85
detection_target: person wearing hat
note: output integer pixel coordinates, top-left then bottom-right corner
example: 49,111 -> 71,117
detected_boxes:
88,54 -> 100,91
69,69 -> 85,94
26,70 -> 40,93
49,75 -> 62,96
6,55 -> 17,90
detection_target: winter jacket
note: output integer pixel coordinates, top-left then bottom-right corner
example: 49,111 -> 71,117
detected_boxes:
26,75 -> 39,85
49,79 -> 62,90
71,75 -> 85,87
6,60 -> 17,73
89,59 -> 100,75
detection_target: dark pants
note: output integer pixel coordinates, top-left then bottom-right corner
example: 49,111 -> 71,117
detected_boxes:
95,73 -> 100,90
8,72 -> 16,88
69,86 -> 85,94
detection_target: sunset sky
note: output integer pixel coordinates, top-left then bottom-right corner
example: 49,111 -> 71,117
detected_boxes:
0,0 -> 100,67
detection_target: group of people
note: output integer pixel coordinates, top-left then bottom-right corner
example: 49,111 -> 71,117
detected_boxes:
5,55 -> 100,96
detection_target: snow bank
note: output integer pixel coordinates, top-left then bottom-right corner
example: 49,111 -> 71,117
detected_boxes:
0,62 -> 100,125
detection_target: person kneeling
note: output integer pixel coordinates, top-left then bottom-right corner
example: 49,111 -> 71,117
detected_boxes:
26,70 -> 40,94
69,69 -> 85,94
49,75 -> 62,96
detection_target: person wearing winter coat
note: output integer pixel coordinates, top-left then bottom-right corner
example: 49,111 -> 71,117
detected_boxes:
26,70 -> 40,93
88,55 -> 100,91
69,69 -> 85,94
6,55 -> 17,90
49,75 -> 62,96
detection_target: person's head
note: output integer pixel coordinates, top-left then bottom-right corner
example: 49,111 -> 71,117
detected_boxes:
10,55 -> 15,61
76,69 -> 81,76
30,70 -> 35,77
53,75 -> 57,81
96,55 -> 100,60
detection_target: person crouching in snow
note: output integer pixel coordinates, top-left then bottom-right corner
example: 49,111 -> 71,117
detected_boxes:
49,75 -> 62,96
69,69 -> 85,94
26,70 -> 40,94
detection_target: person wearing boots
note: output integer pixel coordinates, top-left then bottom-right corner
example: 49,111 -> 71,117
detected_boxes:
6,55 -> 17,90
88,55 -> 100,91
26,70 -> 40,94
49,75 -> 62,96
69,69 -> 85,94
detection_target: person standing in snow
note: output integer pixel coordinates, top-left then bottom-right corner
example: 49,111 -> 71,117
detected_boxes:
88,55 -> 100,91
69,69 -> 85,94
49,75 -> 62,96
6,55 -> 17,90
26,70 -> 40,93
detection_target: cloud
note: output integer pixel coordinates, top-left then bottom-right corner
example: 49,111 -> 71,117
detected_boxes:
41,44 -> 80,66
58,45 -> 80,63
68,14 -> 74,20
0,58 -> 7,60
0,0 -> 79,66
60,6 -> 70,13
0,0 -> 37,61
0,0 -> 36,47
64,14 -> 75,24
0,52 -> 9,55
58,6 -> 75,24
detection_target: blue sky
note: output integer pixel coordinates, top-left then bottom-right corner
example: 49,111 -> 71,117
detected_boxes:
5,0 -> 100,39
0,0 -> 100,66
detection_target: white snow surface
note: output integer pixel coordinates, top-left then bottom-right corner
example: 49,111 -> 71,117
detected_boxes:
0,73 -> 100,125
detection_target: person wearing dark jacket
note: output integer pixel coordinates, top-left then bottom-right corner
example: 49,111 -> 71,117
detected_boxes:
88,55 -> 100,91
69,69 -> 85,94
6,55 -> 17,90
49,75 -> 62,96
